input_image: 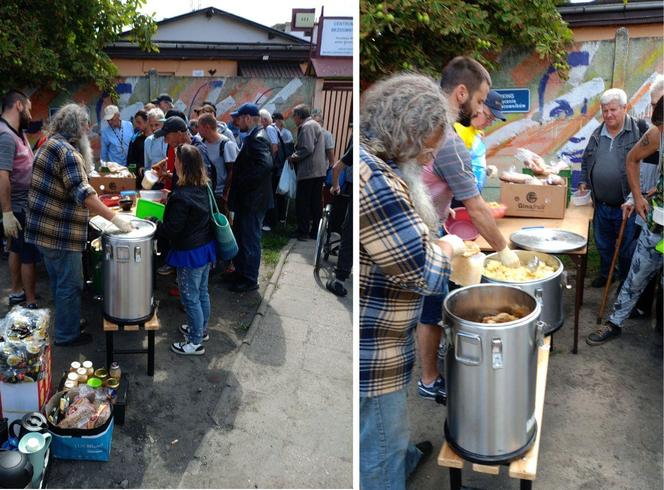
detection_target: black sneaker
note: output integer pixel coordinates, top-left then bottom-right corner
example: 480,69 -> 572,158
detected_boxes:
326,279 -> 347,297
229,280 -> 259,293
8,291 -> 26,306
417,377 -> 445,400
55,332 -> 93,347
179,324 -> 209,342
586,322 -> 622,346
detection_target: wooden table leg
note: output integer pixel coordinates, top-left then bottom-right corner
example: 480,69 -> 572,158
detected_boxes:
449,467 -> 462,490
147,330 -> 155,376
520,479 -> 533,490
571,252 -> 588,354
106,331 -> 114,368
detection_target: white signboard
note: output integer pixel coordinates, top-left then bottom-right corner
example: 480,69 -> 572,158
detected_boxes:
319,18 -> 353,57
294,12 -> 315,29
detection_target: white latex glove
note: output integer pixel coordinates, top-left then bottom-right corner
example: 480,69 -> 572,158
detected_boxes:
447,207 -> 456,220
110,214 -> 133,233
499,246 -> 520,268
486,165 -> 498,178
2,211 -> 21,239
439,234 -> 466,257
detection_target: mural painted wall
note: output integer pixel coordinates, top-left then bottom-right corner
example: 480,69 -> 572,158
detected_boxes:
481,32 -> 663,199
24,76 -> 316,160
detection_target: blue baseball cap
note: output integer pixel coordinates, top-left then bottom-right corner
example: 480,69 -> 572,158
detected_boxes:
485,90 -> 506,121
230,103 -> 260,117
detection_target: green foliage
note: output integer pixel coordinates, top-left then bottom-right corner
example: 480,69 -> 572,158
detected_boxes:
0,0 -> 157,95
360,0 -> 574,83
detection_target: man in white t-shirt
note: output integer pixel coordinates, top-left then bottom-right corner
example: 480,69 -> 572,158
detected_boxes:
197,113 -> 239,216
259,109 -> 279,157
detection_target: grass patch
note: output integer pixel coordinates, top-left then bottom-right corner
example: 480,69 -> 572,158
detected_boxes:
261,223 -> 295,266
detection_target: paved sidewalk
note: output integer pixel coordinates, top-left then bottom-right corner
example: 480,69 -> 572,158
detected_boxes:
178,239 -> 353,488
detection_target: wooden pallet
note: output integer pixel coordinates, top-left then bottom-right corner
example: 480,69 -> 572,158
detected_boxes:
103,307 -> 160,376
437,336 -> 551,489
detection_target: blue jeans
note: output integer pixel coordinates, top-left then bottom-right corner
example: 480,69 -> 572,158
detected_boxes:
609,227 -> 662,327
232,208 -> 266,284
360,388 -> 423,490
177,264 -> 211,345
593,202 -> 638,281
37,246 -> 82,343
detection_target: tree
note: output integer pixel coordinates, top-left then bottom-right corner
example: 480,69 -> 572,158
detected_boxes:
0,0 -> 157,94
360,0 -> 574,83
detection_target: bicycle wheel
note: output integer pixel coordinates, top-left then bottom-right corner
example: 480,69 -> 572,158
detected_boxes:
314,205 -> 331,273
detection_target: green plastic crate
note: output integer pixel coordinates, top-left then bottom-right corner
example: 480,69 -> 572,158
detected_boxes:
135,198 -> 165,221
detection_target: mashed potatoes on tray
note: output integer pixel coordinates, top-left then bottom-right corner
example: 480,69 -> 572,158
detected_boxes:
483,259 -> 555,282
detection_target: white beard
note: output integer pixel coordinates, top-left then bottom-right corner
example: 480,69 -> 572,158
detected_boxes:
400,161 -> 440,234
74,132 -> 94,175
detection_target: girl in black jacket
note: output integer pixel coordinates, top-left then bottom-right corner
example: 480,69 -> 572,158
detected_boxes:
155,144 -> 215,355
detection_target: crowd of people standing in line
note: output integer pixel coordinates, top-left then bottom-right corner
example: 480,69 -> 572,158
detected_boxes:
1,89 -> 353,358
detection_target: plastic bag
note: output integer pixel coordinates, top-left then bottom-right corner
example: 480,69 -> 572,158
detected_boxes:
277,162 -> 297,199
0,306 -> 50,383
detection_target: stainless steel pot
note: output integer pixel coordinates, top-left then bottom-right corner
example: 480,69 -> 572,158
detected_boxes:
443,284 -> 544,464
482,250 -> 570,335
102,217 -> 156,323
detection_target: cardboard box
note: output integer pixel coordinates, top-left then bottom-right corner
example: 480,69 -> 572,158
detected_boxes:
500,181 -> 567,219
89,175 -> 136,194
0,346 -> 52,424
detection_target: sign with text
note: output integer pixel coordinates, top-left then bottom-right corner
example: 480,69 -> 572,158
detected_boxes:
319,17 -> 353,57
494,89 -> 531,113
291,8 -> 315,31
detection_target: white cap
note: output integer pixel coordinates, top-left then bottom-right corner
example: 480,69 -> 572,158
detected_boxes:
103,105 -> 120,121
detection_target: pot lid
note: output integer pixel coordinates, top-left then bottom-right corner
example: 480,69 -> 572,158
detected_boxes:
103,217 -> 156,239
510,227 -> 587,253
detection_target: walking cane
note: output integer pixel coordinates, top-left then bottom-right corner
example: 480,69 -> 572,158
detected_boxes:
597,214 -> 628,324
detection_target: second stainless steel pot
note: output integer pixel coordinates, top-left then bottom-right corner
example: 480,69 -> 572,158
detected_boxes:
482,250 -> 569,335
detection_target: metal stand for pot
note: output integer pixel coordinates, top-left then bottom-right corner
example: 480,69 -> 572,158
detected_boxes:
103,305 -> 160,376
437,336 -> 551,489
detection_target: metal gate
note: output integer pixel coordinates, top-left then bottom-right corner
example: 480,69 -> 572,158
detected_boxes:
321,80 -> 352,162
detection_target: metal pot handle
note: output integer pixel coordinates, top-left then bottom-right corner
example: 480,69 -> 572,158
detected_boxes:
562,270 -> 572,290
454,331 -> 482,366
536,321 -> 546,347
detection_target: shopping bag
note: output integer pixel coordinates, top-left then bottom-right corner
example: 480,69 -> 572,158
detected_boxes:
277,162 -> 296,199
207,185 -> 238,260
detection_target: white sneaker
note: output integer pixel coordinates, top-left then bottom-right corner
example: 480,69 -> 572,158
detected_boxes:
262,225 -> 272,232
179,324 -> 209,342
170,341 -> 205,355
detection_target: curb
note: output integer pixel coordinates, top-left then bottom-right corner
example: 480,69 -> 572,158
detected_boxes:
240,238 -> 297,347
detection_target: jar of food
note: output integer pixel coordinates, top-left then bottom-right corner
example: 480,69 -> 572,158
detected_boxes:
94,368 -> 109,381
76,367 -> 88,383
82,360 -> 94,376
104,378 -> 120,401
109,362 -> 121,380
67,372 -> 79,383
70,361 -> 81,373
64,380 -> 77,390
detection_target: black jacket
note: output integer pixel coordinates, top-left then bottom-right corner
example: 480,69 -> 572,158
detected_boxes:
228,126 -> 273,213
156,185 -> 213,251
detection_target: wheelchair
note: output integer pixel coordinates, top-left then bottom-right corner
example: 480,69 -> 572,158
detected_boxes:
314,184 -> 350,277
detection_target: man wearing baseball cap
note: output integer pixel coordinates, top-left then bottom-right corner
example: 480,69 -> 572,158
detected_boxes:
100,104 -> 134,165
156,93 -> 174,113
453,89 -> 505,194
227,103 -> 274,292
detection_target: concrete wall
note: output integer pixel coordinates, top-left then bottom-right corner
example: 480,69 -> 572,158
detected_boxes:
25,75 -> 316,161
112,59 -> 239,77
481,25 -> 663,200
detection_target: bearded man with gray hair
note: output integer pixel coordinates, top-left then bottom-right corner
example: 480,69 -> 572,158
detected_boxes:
359,73 -> 465,490
25,103 -> 132,346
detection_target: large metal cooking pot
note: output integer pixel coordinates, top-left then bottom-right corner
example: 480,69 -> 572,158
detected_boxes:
482,250 -> 569,335
102,217 -> 156,323
443,284 -> 544,464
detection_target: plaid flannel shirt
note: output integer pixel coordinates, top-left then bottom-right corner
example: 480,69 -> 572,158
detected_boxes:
360,145 -> 451,397
25,135 -> 96,252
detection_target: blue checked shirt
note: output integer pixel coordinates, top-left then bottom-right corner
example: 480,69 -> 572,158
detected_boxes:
360,145 -> 451,397
25,136 -> 97,251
